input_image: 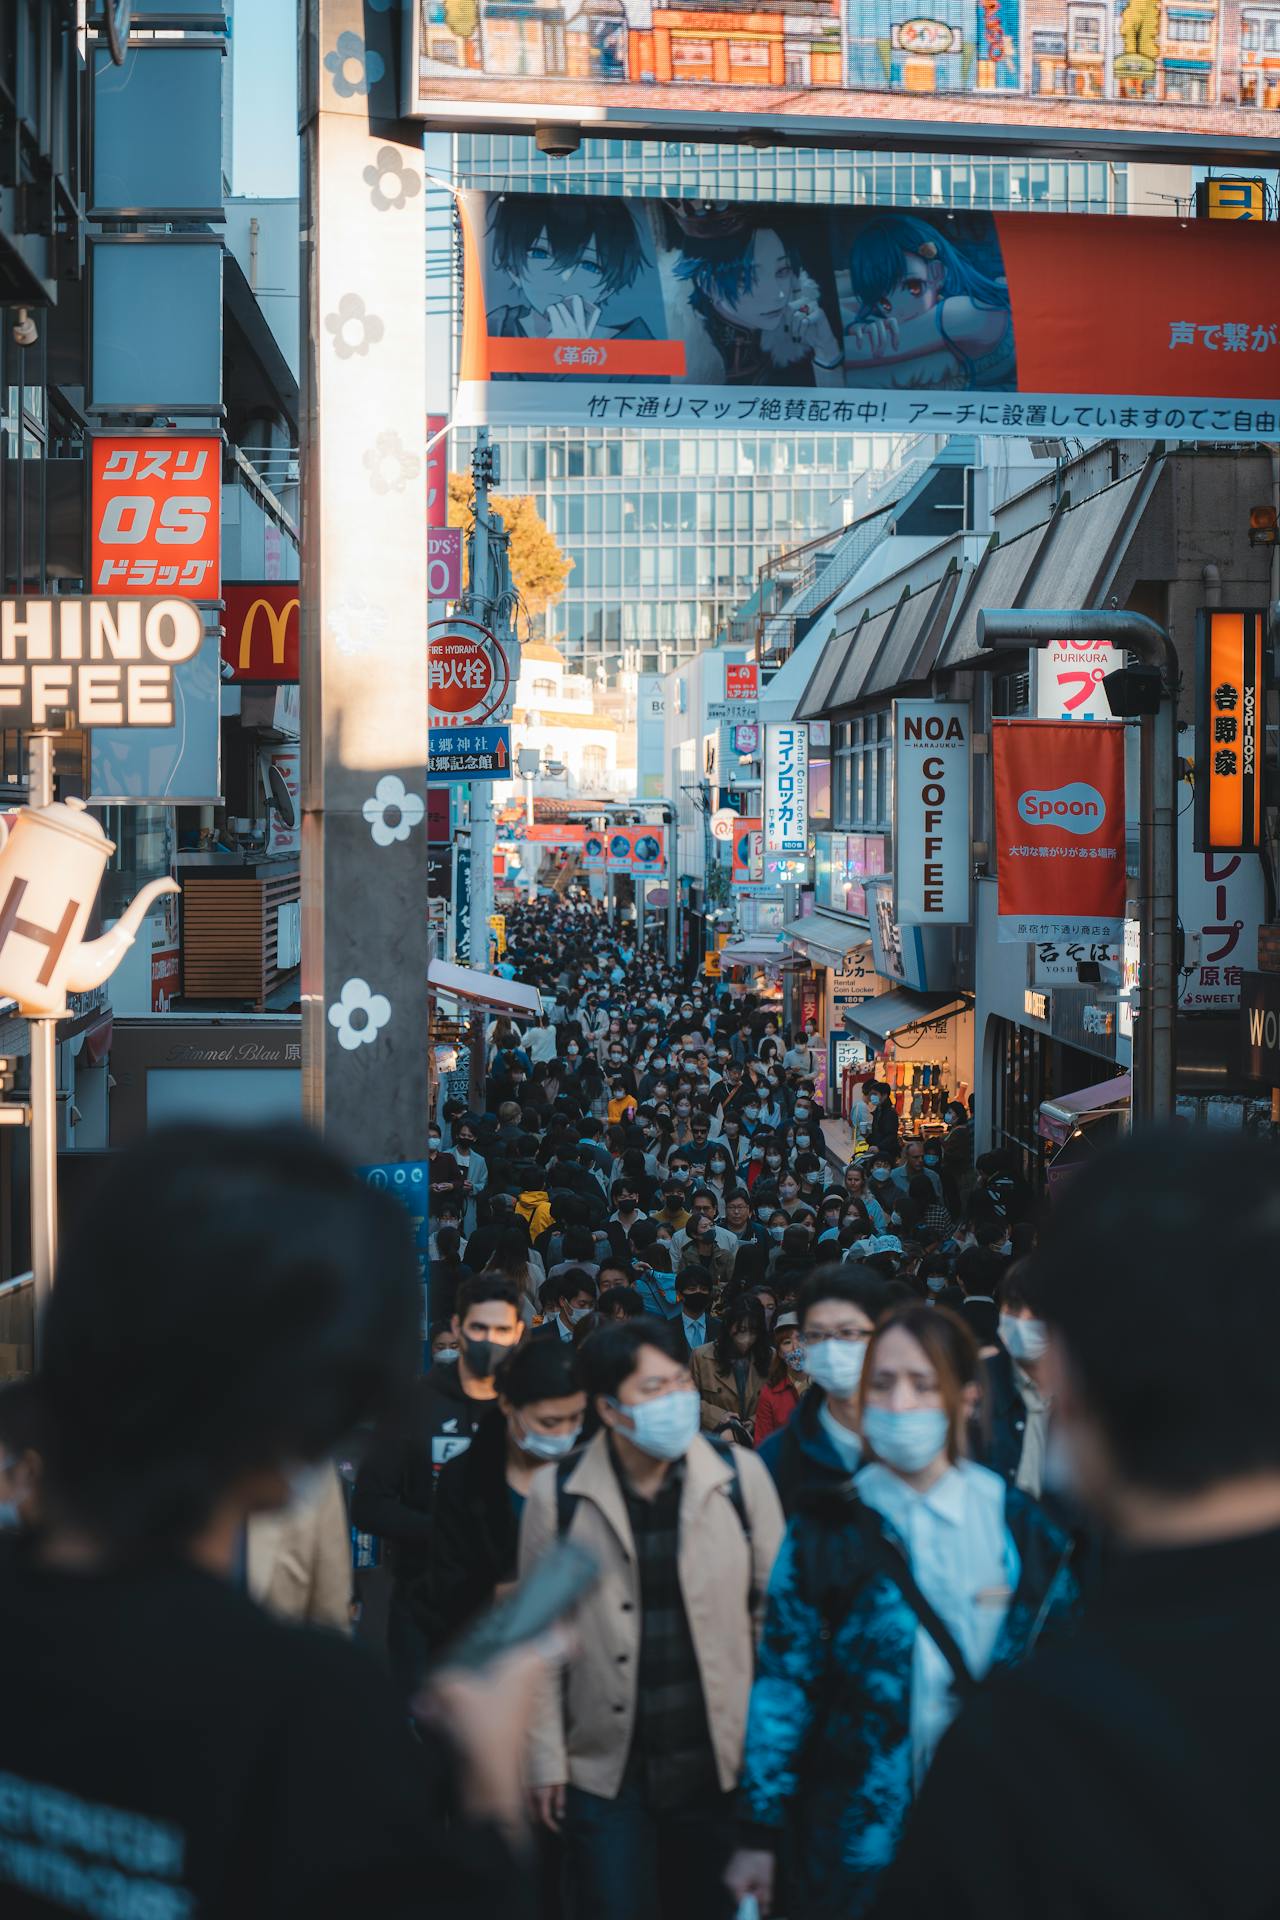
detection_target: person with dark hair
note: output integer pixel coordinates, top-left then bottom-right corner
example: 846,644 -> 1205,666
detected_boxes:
865,1084 -> 901,1157
419,1340 -> 584,1651
729,1303 -> 1077,1920
599,1284 -> 647,1323
967,1261 -> 1053,1497
0,1126 -> 542,1917
521,1315 -> 783,1920
673,1263 -> 720,1361
842,211 -> 1013,391
875,1134 -> 1280,1919
669,204 -> 843,389
752,1310 -> 807,1448
691,1295 -> 772,1442
533,1269 -> 598,1345
354,1273 -> 525,1690
757,1266 -> 891,1513
955,1246 -> 1005,1348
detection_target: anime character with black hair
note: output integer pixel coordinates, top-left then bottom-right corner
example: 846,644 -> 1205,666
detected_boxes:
841,212 -> 1015,391
665,202 -> 844,388
486,194 -> 654,351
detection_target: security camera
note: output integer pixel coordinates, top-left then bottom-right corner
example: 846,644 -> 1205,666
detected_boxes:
220,657 -> 237,682
535,124 -> 581,158
11,308 -> 37,349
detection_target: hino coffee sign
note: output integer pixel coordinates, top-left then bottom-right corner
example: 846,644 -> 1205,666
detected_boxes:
0,597 -> 204,728
893,700 -> 971,926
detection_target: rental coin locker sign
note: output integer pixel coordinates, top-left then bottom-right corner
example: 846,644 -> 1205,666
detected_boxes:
894,699 -> 971,926
993,719 -> 1126,945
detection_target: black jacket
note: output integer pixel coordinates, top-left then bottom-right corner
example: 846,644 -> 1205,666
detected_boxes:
672,1312 -> 722,1363
412,1406 -> 517,1651
351,1365 -> 488,1587
872,1525 -> 1280,1920
972,1346 -> 1028,1486
960,1294 -> 1000,1348
757,1387 -> 855,1515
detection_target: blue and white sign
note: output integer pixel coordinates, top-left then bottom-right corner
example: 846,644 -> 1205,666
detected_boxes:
428,725 -> 511,781
764,723 -> 809,855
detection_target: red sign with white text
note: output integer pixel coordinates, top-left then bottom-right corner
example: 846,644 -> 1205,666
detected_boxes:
91,435 -> 220,599
727,663 -> 759,701
993,720 -> 1126,945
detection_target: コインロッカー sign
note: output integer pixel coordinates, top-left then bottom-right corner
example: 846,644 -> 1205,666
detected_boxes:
0,597 -> 204,728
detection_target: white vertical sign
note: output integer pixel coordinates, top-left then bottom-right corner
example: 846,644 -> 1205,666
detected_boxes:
1035,636 -> 1121,720
764,723 -> 809,854
893,699 -> 971,925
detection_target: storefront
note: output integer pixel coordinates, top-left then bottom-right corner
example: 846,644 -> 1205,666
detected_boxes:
843,988 -> 974,1135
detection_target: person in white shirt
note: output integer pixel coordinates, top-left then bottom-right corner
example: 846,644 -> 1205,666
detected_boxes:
523,1015 -> 560,1065
535,1270 -> 598,1344
728,1302 -> 1078,1920
782,1030 -> 814,1074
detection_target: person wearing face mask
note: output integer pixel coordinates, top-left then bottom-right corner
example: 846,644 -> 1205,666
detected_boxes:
752,1311 -> 808,1446
970,1264 -> 1054,1498
691,1296 -> 773,1443
353,1275 -> 525,1690
520,1318 -> 784,1920
729,1304 -> 1076,1920
449,1122 -> 489,1236
756,1268 -> 890,1514
419,1340 -> 585,1651
865,1079 -> 901,1155
673,1263 -> 722,1361
776,1172 -> 806,1220
533,1269 -> 599,1344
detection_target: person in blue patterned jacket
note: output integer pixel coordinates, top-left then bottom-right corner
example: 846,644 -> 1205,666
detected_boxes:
726,1304 -> 1078,1920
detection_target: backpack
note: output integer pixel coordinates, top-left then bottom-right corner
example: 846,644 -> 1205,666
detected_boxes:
515,1189 -> 553,1241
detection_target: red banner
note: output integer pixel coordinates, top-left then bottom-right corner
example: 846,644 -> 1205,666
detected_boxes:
993,721 -> 1126,945
427,415 -> 448,529
220,583 -> 300,683
731,816 -> 763,885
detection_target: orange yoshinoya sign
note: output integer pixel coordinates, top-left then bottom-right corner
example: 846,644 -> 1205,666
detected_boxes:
1196,609 -> 1264,853
221,583 -> 300,683
993,720 -> 1126,945
456,192 -> 1280,441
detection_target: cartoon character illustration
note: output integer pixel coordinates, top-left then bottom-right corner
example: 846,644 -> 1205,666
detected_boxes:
664,202 -> 844,389
841,213 -> 1015,392
486,195 -> 654,348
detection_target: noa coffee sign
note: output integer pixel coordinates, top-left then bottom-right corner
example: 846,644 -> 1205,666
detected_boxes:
428,615 -> 518,728
0,596 -> 204,728
893,700 -> 971,926
1241,972 -> 1280,1085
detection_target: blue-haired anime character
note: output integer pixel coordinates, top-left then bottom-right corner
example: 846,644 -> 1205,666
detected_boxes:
486,195 -> 654,357
842,213 -> 1015,392
668,203 -> 844,389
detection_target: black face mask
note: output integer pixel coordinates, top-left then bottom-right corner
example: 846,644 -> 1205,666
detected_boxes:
681,1291 -> 711,1316
461,1334 -> 506,1379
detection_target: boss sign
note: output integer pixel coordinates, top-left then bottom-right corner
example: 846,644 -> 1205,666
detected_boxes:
894,701 -> 971,926
91,436 -> 221,601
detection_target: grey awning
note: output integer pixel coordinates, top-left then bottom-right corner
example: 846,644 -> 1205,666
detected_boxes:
782,909 -> 866,971
719,937 -> 784,967
843,988 -> 971,1042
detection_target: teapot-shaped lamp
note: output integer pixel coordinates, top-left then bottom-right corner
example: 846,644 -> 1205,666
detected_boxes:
0,797 -> 180,1017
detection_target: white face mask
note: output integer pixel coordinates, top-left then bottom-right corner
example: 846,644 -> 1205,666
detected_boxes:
514,1415 -> 582,1461
611,1388 -> 700,1461
999,1313 -> 1048,1363
567,1303 -> 593,1325
803,1338 -> 866,1398
862,1406 -> 950,1475
435,1345 -> 460,1364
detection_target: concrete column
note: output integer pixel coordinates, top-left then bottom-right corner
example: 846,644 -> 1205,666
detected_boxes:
299,0 -> 429,1162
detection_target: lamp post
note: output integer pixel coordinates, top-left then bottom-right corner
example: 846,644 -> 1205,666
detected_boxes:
978,609 -> 1178,1126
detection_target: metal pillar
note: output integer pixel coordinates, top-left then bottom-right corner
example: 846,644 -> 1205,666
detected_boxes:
300,0 -> 430,1162
26,732 -> 57,1341
978,609 -> 1178,1125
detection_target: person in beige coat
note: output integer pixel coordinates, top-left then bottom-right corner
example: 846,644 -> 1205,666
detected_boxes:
246,1463 -> 353,1633
519,1316 -> 784,1920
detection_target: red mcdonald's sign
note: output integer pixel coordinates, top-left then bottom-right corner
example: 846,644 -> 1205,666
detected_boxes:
221,582 -> 300,683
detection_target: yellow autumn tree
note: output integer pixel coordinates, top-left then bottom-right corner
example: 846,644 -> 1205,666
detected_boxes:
448,474 -> 573,634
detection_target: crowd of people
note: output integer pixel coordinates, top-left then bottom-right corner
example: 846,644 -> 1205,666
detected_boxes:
3,889 -> 1279,1920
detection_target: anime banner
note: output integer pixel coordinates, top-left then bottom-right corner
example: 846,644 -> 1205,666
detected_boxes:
605,825 -> 668,876
992,720 -> 1126,945
457,194 -> 1280,441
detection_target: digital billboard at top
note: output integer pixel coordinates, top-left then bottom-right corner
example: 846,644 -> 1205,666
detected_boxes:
408,0 -> 1280,159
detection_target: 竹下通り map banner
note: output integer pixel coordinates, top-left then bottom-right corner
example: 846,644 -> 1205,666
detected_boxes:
456,194 -> 1280,441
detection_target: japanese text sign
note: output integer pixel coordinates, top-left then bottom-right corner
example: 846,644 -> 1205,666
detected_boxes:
428,528 -> 462,602
1034,633 -> 1122,720
605,826 -> 667,876
220,583 -> 299,683
993,720 -> 1125,945
91,435 -> 220,601
726,662 -> 758,701
1195,609 -> 1263,853
428,616 -> 517,728
1180,735 -> 1262,1010
731,817 -> 764,887
893,700 -> 971,926
765,724 -> 808,855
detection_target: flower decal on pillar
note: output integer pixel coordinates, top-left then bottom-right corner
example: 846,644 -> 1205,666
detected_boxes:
363,147 -> 422,213
325,293 -> 384,360
363,431 -> 420,496
363,775 -> 425,848
324,31 -> 385,98
328,978 -> 392,1052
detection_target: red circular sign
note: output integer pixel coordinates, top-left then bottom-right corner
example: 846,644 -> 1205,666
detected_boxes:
428,618 -> 511,725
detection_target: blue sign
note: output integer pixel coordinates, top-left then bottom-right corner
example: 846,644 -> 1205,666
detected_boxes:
429,725 -> 511,781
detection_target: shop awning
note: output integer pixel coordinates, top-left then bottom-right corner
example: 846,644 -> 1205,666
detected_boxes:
428,959 -> 541,1017
719,936 -> 784,968
1038,1072 -> 1132,1145
782,909 -> 866,972
843,989 -> 971,1043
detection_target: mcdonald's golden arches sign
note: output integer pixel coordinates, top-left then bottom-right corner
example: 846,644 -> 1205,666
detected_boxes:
221,583 -> 300,683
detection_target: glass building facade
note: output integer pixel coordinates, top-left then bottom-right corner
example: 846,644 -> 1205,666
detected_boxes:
451,136 -> 1171,679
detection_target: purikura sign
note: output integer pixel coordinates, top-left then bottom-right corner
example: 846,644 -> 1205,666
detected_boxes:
993,719 -> 1126,945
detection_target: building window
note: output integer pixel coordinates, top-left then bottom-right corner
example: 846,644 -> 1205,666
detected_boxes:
581,744 -> 608,787
531,677 -> 556,698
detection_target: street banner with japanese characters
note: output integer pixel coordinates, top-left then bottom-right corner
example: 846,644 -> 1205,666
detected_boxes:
1195,609 -> 1263,852
765,724 -> 809,855
731,817 -> 764,887
993,720 -> 1125,945
606,826 -> 667,876
583,831 -> 605,874
456,194 -> 1280,441
91,435 -> 220,600
1179,733 -> 1263,1011
893,699 -> 971,926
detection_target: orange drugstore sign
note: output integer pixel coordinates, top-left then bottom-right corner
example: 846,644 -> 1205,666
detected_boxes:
221,582 -> 300,683
91,435 -> 221,601
1196,609 -> 1264,852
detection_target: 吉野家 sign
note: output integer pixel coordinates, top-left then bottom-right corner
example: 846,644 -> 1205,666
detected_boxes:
1195,609 -> 1263,853
429,616 -> 518,728
456,193 -> 1280,443
220,583 -> 299,683
893,699 -> 971,926
0,597 -> 204,727
91,435 -> 220,599
765,724 -> 808,855
992,719 -> 1126,946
